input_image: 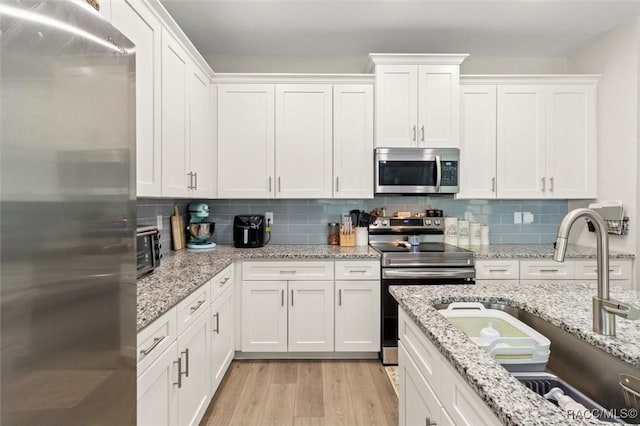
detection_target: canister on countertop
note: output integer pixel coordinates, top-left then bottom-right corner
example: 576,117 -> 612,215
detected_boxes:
444,217 -> 458,245
328,222 -> 340,245
457,220 -> 470,247
355,227 -> 369,247
481,225 -> 490,245
470,222 -> 482,245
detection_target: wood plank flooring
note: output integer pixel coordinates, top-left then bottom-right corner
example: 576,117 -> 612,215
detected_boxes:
200,360 -> 398,426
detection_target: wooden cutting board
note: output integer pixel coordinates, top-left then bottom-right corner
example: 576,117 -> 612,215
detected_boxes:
171,204 -> 185,250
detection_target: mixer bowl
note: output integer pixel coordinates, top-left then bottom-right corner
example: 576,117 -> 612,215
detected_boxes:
188,222 -> 215,240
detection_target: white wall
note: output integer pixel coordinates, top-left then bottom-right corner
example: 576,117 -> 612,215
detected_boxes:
205,54 -> 568,74
566,18 -> 639,287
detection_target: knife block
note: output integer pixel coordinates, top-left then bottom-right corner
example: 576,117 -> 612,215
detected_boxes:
339,226 -> 356,247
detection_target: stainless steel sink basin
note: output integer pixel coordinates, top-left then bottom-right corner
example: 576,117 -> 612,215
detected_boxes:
513,372 -> 620,423
436,302 -> 640,423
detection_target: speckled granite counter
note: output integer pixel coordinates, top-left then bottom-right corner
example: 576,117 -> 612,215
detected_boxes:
137,245 -> 379,331
471,244 -> 635,259
390,282 -> 640,425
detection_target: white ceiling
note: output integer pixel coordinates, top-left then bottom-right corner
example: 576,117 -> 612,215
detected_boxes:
161,0 -> 640,57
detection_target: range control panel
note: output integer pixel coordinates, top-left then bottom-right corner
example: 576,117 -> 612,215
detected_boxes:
369,216 -> 444,232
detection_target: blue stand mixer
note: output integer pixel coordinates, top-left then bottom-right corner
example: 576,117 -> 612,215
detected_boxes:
186,203 -> 216,250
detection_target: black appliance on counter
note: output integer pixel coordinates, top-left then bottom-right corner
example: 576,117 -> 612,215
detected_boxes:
233,215 -> 265,248
369,211 -> 475,365
137,226 -> 161,278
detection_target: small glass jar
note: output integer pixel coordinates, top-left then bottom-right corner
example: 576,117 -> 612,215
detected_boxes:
327,222 -> 340,245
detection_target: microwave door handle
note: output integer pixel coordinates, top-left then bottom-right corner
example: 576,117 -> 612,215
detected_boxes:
435,155 -> 442,192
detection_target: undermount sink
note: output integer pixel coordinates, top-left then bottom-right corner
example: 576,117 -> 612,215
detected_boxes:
436,302 -> 640,424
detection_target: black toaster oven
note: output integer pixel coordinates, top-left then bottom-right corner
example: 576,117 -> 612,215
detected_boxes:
137,226 -> 161,278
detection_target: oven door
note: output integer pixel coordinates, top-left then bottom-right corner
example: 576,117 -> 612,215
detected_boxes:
380,267 -> 475,364
375,147 -> 459,195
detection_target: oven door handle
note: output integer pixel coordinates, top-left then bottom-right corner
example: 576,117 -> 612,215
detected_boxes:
383,268 -> 475,280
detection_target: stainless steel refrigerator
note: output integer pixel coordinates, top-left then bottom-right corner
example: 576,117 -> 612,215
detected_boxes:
0,1 -> 136,424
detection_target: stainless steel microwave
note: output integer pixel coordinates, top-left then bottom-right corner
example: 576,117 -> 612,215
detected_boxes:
374,148 -> 460,195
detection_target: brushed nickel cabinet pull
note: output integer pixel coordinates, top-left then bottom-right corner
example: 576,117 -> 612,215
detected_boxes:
549,176 -> 554,192
412,125 -> 417,141
140,335 -> 166,359
268,176 -> 272,192
194,172 -> 198,190
190,299 -> 205,313
489,268 -> 508,272
339,289 -> 342,306
491,177 -> 496,192
291,289 -> 294,306
182,348 -> 189,377
421,125 -> 425,141
281,289 -> 284,307
336,176 -> 339,192
541,177 -> 546,192
173,358 -> 183,388
213,313 -> 220,334
278,177 -> 281,192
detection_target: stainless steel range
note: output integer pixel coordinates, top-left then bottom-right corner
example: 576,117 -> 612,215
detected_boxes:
369,211 -> 475,364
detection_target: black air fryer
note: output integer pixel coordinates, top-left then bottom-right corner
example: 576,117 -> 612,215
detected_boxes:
233,215 -> 265,248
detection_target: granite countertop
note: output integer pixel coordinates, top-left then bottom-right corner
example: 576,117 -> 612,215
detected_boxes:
137,244 -> 379,331
390,282 -> 640,426
471,244 -> 635,260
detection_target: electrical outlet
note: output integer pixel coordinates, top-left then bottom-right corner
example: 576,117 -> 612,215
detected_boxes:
156,215 -> 163,230
514,212 -> 522,224
265,212 -> 274,225
523,212 -> 534,224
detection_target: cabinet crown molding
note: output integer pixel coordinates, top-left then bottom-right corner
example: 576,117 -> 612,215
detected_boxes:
213,73 -> 374,84
368,53 -> 469,70
461,74 -> 601,85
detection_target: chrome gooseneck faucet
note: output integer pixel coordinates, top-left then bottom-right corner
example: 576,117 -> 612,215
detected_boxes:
554,208 -> 639,336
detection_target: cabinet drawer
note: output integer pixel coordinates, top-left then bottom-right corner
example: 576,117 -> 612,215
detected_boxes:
475,260 -> 519,280
398,308 -> 442,393
335,260 -> 380,280
242,261 -> 334,281
574,260 -> 632,281
137,308 -> 177,376
176,284 -> 210,336
520,260 -> 574,280
210,263 -> 234,301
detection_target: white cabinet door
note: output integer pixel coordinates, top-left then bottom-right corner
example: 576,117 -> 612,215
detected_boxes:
458,85 -> 497,199
335,280 -> 380,352
333,85 -> 374,198
545,84 -> 597,199
417,65 -> 460,148
241,281 -> 288,352
217,84 -> 275,198
188,66 -> 213,197
496,85 -> 546,198
288,281 -> 334,352
161,29 -> 189,197
375,65 -> 419,147
137,342 -> 178,426
111,0 -> 162,197
211,283 -> 234,394
399,342 -> 441,426
275,84 -> 333,198
176,307 -> 211,426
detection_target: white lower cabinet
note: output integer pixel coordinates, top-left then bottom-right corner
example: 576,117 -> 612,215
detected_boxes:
335,280 -> 380,352
241,280 -> 334,352
137,341 -> 178,426
176,307 -> 211,426
241,281 -> 288,352
399,308 -> 500,426
210,277 -> 235,394
288,281 -> 334,352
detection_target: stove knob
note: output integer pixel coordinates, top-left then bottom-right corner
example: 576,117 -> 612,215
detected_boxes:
382,219 -> 388,226
434,219 -> 441,226
424,219 -> 432,226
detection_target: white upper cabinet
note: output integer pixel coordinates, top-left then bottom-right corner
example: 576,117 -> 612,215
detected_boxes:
370,54 -> 467,148
333,85 -> 374,198
188,67 -> 214,197
111,0 -> 162,197
496,85 -> 547,198
458,76 -> 598,200
275,84 -> 333,198
545,85 -> 597,199
217,84 -> 275,198
161,29 -> 213,198
161,30 -> 190,197
458,85 -> 497,199
374,65 -> 418,147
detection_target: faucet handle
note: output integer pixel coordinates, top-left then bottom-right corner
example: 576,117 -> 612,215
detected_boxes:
601,298 -> 640,320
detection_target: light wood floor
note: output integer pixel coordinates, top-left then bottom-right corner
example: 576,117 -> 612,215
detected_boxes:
200,360 -> 399,426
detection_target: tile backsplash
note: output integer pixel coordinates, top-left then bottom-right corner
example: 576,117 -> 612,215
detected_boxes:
138,197 -> 568,253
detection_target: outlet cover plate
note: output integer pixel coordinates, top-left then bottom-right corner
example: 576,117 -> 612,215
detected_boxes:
265,212 -> 274,224
514,212 -> 522,224
156,215 -> 163,230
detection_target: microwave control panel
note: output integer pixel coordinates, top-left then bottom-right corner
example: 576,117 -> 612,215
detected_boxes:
440,161 -> 458,186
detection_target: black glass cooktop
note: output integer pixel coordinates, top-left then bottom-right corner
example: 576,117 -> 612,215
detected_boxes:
370,242 -> 472,254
